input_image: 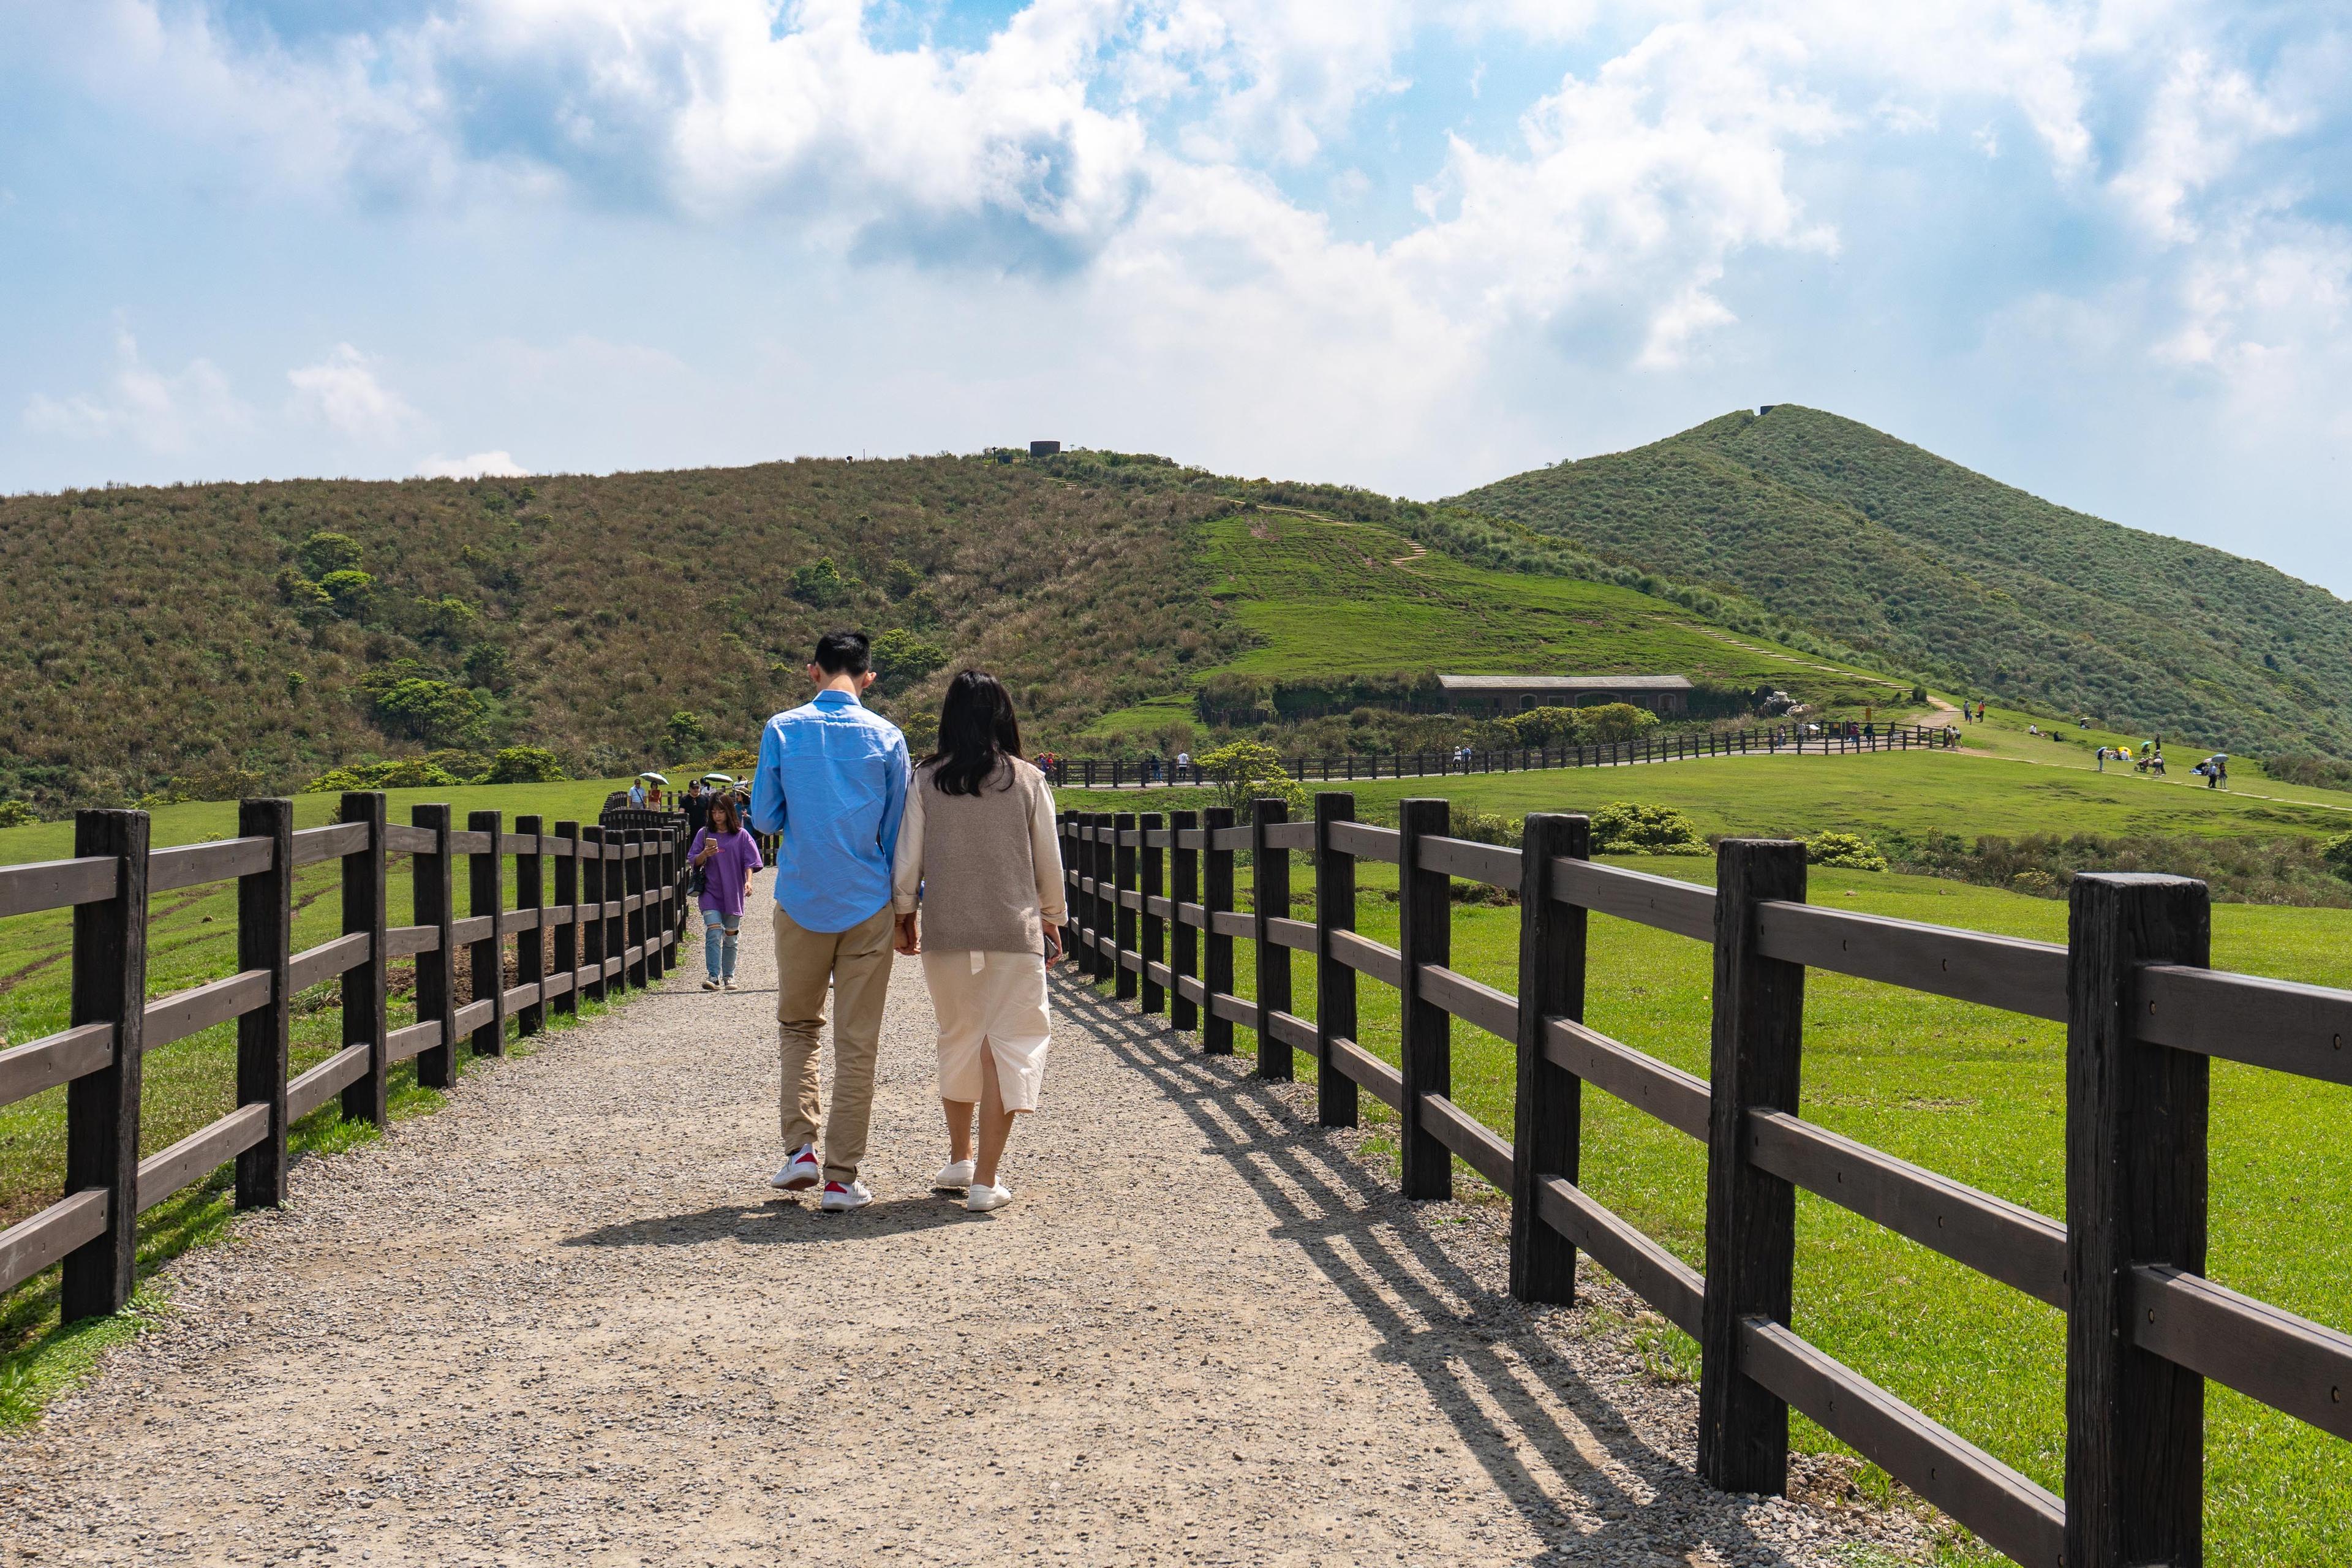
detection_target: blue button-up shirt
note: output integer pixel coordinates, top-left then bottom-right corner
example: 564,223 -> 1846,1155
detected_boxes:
748,690 -> 911,933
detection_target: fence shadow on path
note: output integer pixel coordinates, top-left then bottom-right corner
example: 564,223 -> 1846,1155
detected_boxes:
1057,979 -> 1806,1568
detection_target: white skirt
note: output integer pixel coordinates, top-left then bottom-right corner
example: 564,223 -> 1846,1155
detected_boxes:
922,950 -> 1051,1111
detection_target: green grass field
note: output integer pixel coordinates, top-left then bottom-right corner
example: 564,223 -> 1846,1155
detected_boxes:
1261,747 -> 2352,843
1171,854 -> 2351,1567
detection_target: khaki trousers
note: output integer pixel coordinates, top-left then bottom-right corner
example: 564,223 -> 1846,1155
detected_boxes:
774,902 -> 897,1183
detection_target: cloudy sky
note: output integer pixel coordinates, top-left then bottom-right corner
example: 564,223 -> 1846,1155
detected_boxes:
4,1 -> 2347,589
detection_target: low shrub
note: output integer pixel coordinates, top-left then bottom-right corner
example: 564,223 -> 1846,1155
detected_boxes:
301,759 -> 466,793
1590,800 -> 1706,855
1806,831 -> 1888,871
482,745 -> 567,783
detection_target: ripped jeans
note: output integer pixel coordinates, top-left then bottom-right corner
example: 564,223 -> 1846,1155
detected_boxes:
702,908 -> 742,979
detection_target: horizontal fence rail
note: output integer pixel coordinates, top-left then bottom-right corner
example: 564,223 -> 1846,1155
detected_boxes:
0,794 -> 690,1311
1058,796 -> 2352,1568
1046,722 -> 1961,789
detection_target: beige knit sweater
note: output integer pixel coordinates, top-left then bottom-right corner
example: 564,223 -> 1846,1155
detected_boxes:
891,758 -> 1067,954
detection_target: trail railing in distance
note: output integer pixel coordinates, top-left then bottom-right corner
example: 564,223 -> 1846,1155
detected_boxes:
1047,722 -> 1960,788
1058,797 -> 2352,1568
0,794 -> 690,1320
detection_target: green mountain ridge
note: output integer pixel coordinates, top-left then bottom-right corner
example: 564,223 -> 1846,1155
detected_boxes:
1449,405 -> 2352,758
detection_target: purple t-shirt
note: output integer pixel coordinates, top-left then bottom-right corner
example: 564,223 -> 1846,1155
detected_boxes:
691,827 -> 765,918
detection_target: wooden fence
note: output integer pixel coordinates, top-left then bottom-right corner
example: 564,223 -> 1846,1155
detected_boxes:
1060,794 -> 2352,1568
1050,720 -> 1956,788
0,793 -> 689,1321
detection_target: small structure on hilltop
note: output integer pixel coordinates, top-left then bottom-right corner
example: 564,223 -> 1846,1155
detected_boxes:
1437,673 -> 1694,715
1030,440 -> 1061,457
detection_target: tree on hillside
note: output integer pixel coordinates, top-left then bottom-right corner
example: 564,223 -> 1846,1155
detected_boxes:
298,531 -> 363,577
371,677 -> 489,747
871,628 -> 949,692
791,557 -> 852,608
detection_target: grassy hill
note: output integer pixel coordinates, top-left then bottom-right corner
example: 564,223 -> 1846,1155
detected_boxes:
0,456 -> 1251,809
1450,406 -> 2352,760
0,451 -> 1912,815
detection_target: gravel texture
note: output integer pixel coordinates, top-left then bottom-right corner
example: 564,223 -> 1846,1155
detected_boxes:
1,872 -> 1924,1566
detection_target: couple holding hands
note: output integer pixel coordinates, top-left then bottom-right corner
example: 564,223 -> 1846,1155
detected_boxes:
692,631 -> 1065,1216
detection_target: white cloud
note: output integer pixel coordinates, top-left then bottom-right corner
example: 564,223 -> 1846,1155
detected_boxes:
2111,50 -> 2304,244
22,325 -> 253,453
288,344 -> 420,441
415,450 -> 528,479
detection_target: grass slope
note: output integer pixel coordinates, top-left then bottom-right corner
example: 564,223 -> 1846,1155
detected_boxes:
1090,509 -> 1909,736
1450,406 -> 2352,758
0,457 -> 1247,806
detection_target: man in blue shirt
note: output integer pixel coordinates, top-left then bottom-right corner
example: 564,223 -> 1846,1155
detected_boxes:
750,630 -> 912,1212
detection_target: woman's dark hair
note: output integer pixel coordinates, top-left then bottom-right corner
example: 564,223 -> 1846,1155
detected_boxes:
925,669 -> 1023,796
706,795 -> 742,835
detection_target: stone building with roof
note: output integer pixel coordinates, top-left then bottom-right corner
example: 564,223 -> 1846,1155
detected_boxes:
1436,674 -> 1694,716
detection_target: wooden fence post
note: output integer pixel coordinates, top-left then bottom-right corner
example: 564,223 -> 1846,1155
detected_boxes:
1313,791 -> 1356,1128
338,791 -> 389,1128
1170,809 -> 1199,1035
468,810 -> 507,1056
627,831 -> 650,989
234,796 -> 294,1210
514,815 -> 545,1038
659,826 -> 679,968
580,825 -> 607,1003
1203,807 -> 1236,1055
61,807 -> 149,1321
1253,797 -> 1293,1082
1077,814 -> 1100,981
414,804 -> 459,1091
610,831 -> 630,995
1095,812 -> 1117,983
552,821 -> 579,1020
2065,872 -> 2211,1568
1698,837 -> 1809,1495
1510,812 -> 1588,1305
1114,812 -> 1139,1002
1396,797 -> 1452,1201
1140,812 -> 1166,1015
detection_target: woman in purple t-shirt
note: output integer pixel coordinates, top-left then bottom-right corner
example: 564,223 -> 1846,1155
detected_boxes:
690,795 -> 764,992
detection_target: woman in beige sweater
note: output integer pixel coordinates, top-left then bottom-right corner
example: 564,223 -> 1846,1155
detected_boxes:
891,670 -> 1066,1213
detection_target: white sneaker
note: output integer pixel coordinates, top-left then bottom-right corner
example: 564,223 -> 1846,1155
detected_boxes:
965,1183 -> 1013,1213
701,978 -> 720,992
820,1179 -> 873,1212
722,978 -> 738,991
770,1144 -> 820,1192
933,1159 -> 975,1191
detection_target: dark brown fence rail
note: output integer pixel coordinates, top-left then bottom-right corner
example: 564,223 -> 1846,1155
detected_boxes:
0,792 -> 689,1319
1059,794 -> 2352,1568
1048,721 -> 1958,788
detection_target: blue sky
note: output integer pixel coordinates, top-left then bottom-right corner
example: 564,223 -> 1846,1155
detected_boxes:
4,1 -> 2349,592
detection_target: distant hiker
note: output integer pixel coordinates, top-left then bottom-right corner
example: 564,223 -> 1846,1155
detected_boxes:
628,778 -> 648,808
751,630 -> 913,1213
2095,747 -> 2108,772
690,794 -> 763,992
1176,749 -> 1190,778
682,779 -> 711,840
892,670 -> 1066,1215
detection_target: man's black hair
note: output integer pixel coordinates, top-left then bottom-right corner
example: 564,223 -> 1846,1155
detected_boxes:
812,630 -> 871,676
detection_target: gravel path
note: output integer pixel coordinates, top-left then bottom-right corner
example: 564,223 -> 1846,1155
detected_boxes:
0,872 -> 1919,1566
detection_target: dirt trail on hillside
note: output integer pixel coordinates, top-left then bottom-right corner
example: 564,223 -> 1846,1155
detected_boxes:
1,874 -> 1914,1566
